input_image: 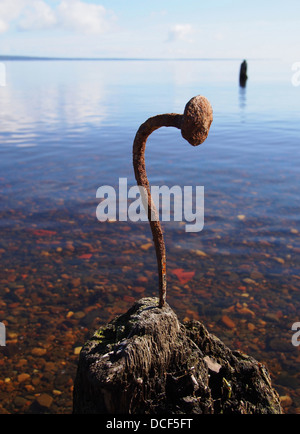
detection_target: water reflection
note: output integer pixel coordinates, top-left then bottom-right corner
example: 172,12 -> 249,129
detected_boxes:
239,85 -> 247,111
0,60 -> 299,414
0,62 -> 108,140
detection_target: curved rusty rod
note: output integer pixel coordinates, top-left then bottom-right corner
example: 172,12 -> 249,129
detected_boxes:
133,95 -> 213,308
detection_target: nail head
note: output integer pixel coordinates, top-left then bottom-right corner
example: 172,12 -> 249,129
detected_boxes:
181,95 -> 213,146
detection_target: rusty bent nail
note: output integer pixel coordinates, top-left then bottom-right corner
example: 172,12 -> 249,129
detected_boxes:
132,95 -> 213,308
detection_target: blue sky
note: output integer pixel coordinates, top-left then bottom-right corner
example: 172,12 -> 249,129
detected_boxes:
0,0 -> 299,59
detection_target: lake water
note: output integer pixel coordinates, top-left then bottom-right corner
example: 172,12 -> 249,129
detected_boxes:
0,59 -> 299,413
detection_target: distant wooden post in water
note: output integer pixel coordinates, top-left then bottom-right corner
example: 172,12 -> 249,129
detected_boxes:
239,59 -> 248,87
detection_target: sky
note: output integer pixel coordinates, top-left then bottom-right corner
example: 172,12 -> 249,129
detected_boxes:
0,0 -> 299,60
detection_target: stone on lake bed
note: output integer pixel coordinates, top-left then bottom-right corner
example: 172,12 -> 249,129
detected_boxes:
14,397 -> 28,408
35,393 -> 53,409
141,243 -> 153,251
73,311 -> 86,320
280,395 -> 293,408
31,347 -> 47,356
17,373 -> 30,383
221,315 -> 236,329
193,249 -> 208,257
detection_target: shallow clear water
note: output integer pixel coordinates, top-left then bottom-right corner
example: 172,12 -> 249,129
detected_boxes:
0,59 -> 299,413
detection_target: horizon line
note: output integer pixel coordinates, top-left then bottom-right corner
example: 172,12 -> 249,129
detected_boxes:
0,55 -> 277,62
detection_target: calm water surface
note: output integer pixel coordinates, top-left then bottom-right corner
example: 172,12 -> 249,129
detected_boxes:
0,59 -> 299,413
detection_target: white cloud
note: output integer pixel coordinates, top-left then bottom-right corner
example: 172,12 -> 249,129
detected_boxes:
167,24 -> 193,43
0,0 -> 113,35
0,0 -> 27,33
0,18 -> 9,33
18,1 -> 57,31
214,31 -> 225,41
57,0 -> 111,35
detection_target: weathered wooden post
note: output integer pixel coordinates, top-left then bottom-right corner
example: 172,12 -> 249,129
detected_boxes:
239,59 -> 248,87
